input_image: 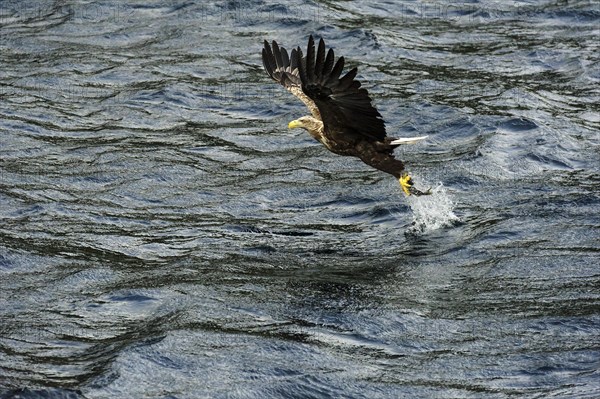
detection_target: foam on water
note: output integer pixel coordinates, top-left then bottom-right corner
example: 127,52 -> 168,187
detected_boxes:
406,182 -> 459,234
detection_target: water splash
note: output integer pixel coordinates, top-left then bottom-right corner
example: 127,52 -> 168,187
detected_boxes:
407,182 -> 459,234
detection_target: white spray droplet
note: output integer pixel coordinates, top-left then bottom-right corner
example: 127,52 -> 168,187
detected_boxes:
407,182 -> 459,234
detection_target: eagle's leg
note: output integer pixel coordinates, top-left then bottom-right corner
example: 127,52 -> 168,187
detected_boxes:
399,173 -> 432,196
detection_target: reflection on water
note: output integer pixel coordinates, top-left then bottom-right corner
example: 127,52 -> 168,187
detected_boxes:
1,0 -> 599,398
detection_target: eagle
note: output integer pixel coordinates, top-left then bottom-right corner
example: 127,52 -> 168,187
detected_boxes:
262,35 -> 431,196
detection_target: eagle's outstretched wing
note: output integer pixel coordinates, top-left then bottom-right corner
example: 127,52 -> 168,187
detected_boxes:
296,35 -> 386,142
262,40 -> 321,121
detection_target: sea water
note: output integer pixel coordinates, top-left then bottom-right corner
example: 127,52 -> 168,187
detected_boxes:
407,182 -> 460,234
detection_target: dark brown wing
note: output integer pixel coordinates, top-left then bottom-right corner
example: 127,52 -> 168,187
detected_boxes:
296,35 -> 386,142
262,40 -> 321,120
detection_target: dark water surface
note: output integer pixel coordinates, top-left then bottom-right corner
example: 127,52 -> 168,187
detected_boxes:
1,1 -> 599,398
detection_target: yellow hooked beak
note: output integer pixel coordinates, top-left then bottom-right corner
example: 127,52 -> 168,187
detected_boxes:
288,120 -> 302,129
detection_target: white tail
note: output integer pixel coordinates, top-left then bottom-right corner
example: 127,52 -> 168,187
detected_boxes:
390,135 -> 429,145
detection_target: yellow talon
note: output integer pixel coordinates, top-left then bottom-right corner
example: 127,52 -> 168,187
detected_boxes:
399,173 -> 413,196
399,173 -> 432,196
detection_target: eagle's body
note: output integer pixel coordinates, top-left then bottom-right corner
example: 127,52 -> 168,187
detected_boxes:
262,35 -> 430,195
